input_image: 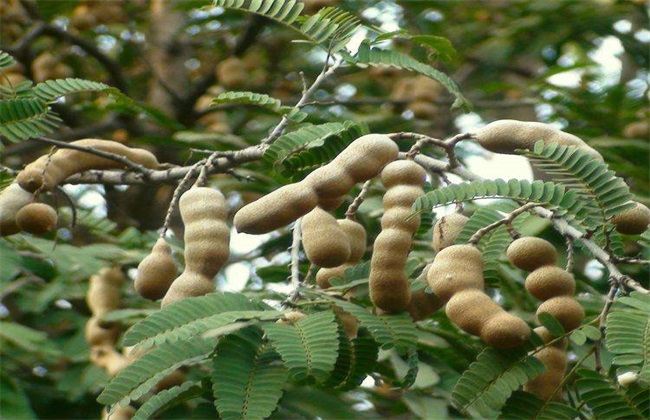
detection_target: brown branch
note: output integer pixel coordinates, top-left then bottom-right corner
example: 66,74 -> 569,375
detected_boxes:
468,203 -> 538,245
345,180 -> 372,220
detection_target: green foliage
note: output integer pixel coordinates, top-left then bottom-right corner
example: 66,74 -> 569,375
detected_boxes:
521,141 -> 634,227
211,91 -> 307,122
322,296 -> 418,352
350,41 -> 470,110
576,369 -> 648,419
212,0 -> 361,51
605,292 -> 650,381
98,338 -> 216,407
451,345 -> 546,417
0,98 -> 61,142
0,51 -> 17,70
132,381 -> 203,420
264,121 -> 367,177
415,179 -> 584,225
212,327 -> 287,420
122,292 -> 270,348
324,332 -> 378,391
30,78 -> 116,103
499,390 -> 579,419
262,311 -> 339,383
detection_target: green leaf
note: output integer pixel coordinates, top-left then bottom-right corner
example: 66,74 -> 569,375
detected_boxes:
576,369 -> 646,419
98,338 -> 216,406
212,327 -> 287,420
324,332 -> 378,391
605,292 -> 650,382
538,312 -> 567,336
410,35 -> 458,63
211,91 -> 306,122
31,78 -> 116,102
0,51 -> 17,70
452,345 -> 546,417
350,41 -> 469,110
321,296 -> 417,353
0,373 -> 36,420
521,141 -> 634,228
122,292 -> 269,347
499,390 -> 579,419
0,98 -> 61,142
262,311 -> 339,383
133,381 -> 203,420
264,121 -> 368,177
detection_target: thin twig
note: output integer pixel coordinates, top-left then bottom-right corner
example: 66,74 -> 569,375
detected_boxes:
468,203 -> 537,245
593,281 -> 619,372
160,161 -> 204,237
345,180 -> 372,220
565,236 -> 575,272
284,218 -> 303,306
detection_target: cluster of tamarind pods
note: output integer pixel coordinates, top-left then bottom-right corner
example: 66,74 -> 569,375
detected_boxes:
2,120 -> 649,405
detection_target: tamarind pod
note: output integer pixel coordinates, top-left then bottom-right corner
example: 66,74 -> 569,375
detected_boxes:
87,268 -> 125,317
179,187 -> 230,277
90,345 -> 130,377
506,237 -> 558,272
427,244 -> 484,303
234,135 -> 397,234
277,311 -> 307,326
234,184 -> 319,234
536,296 -> 584,333
17,139 -> 159,192
479,312 -> 532,348
524,346 -> 567,400
15,202 -> 57,235
161,272 -> 215,307
301,207 -> 351,267
432,213 -> 469,252
0,183 -> 34,236
525,266 -> 576,301
135,238 -> 178,300
611,201 -> 650,235
85,316 -> 120,346
369,160 -> 425,313
337,219 -> 366,261
446,290 -> 531,348
445,289 -> 502,336
533,326 -> 568,349
315,264 -> 349,289
405,288 -> 443,321
102,405 -> 136,420
474,120 -> 603,161
319,196 -> 345,211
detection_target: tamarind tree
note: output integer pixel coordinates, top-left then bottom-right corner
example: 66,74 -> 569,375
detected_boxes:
1,1 -> 648,419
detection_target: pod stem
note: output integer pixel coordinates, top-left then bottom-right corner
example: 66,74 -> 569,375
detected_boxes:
284,218 -> 303,307
160,161 -> 203,238
564,236 -> 575,272
468,202 -> 536,245
345,180 -> 372,220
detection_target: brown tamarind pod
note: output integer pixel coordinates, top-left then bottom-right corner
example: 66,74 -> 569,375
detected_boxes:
233,184 -> 319,235
337,219 -> 367,261
405,288 -> 443,321
334,306 -> 358,339
135,238 -> 178,300
506,237 -> 558,272
446,290 -> 531,348
15,202 -> 57,235
474,120 -> 603,161
102,405 -> 136,420
533,326 -> 568,349
85,316 -> 120,347
215,56 -> 248,89
0,183 -> 34,236
16,139 -> 159,192
162,187 -> 230,307
525,266 -> 576,301
369,160 -> 425,313
301,207 -> 351,267
277,311 -> 307,326
318,196 -> 345,211
524,345 -> 567,400
87,268 -> 125,317
611,201 -> 650,235
234,134 -> 398,234
90,345 -> 130,377
536,296 -> 584,333
432,213 -> 469,252
427,244 -> 484,303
